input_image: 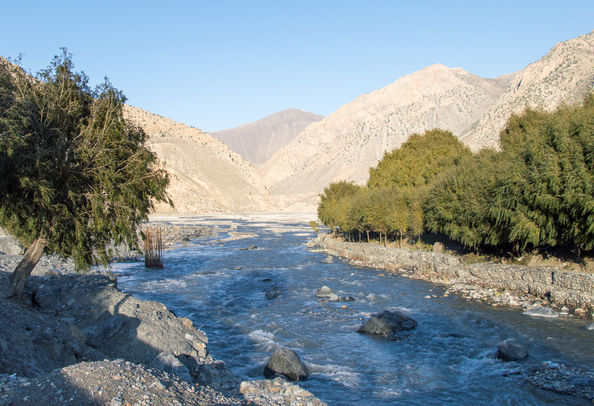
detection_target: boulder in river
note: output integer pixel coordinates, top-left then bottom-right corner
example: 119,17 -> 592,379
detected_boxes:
496,342 -> 529,362
265,287 -> 283,300
356,310 -> 417,338
315,286 -> 333,298
522,307 -> 559,318
263,347 -> 309,381
585,322 -> 594,331
320,257 -> 334,264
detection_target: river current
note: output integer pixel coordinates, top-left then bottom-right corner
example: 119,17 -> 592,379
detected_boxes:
109,214 -> 594,405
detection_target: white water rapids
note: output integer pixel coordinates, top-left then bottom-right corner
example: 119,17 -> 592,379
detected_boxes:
108,214 -> 594,405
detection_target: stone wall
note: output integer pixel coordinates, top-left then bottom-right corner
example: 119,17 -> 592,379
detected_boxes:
319,235 -> 594,313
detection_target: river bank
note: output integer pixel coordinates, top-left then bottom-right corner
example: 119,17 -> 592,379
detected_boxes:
0,223 -> 327,406
312,233 -> 594,318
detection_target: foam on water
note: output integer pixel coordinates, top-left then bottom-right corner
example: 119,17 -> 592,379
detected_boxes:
110,219 -> 594,406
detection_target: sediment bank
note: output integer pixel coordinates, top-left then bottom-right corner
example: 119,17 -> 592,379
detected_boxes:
315,234 -> 594,316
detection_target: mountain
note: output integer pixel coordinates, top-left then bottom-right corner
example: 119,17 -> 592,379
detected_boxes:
259,64 -> 513,209
208,108 -> 324,168
123,106 -> 277,213
462,31 -> 594,150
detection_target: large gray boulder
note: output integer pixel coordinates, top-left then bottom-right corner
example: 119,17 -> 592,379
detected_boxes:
356,310 -> 417,338
34,286 -> 60,309
315,286 -> 333,298
263,347 -> 309,381
496,342 -> 529,362
82,317 -> 125,347
152,352 -> 193,383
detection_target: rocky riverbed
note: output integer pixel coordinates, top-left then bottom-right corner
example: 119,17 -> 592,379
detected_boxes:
0,225 -> 328,406
309,233 -> 594,403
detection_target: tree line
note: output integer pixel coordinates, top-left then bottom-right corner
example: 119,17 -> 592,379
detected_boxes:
317,93 -> 594,256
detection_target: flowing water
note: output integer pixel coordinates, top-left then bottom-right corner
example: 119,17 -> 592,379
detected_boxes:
109,215 -> 594,405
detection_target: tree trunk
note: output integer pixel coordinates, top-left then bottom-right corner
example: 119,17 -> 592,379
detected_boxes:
366,230 -> 370,243
8,236 -> 45,299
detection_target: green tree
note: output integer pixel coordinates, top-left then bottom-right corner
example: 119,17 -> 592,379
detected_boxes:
317,181 -> 361,236
368,128 -> 471,189
424,149 -> 508,249
0,51 -> 171,298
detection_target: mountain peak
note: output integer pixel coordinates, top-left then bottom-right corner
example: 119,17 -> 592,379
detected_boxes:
208,109 -> 324,167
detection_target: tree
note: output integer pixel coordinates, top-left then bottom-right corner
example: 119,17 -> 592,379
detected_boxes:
0,51 -> 171,299
368,129 -> 471,189
317,181 -> 361,236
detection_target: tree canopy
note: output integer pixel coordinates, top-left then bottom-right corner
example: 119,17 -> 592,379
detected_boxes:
317,94 -> 594,256
426,93 -> 594,253
0,50 -> 170,298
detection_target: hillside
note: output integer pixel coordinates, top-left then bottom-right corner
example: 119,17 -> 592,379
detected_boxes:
123,106 -> 277,213
462,30 -> 594,150
208,108 -> 324,168
259,64 -> 512,209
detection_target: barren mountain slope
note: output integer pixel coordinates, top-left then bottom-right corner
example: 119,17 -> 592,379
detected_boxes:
462,31 -> 594,150
260,64 -> 512,203
124,105 -> 277,213
209,108 -> 324,168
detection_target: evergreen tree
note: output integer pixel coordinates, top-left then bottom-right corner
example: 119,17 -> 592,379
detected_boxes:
0,51 -> 170,298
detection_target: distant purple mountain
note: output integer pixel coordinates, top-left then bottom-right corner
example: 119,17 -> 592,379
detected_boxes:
208,108 -> 324,168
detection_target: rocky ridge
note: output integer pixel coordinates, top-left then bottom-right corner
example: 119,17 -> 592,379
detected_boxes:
462,30 -> 594,150
209,108 -> 324,168
259,31 -> 594,210
259,64 -> 512,207
123,105 -> 277,214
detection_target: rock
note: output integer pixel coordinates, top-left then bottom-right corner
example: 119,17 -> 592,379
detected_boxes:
432,242 -> 445,254
46,267 -> 62,277
263,347 -> 309,381
184,334 -> 208,358
306,243 -> 326,253
151,352 -> 193,383
328,293 -> 340,301
496,342 -> 529,362
0,235 -> 22,255
344,296 -> 356,301
320,257 -> 334,264
248,245 -> 257,250
265,287 -> 282,300
34,286 -> 60,308
585,322 -> 594,331
315,286 -> 333,298
82,317 -> 125,347
522,307 -> 559,318
181,318 -> 194,328
69,326 -> 87,343
356,310 -> 417,338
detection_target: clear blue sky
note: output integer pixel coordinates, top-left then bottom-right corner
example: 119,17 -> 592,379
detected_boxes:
2,1 -> 593,132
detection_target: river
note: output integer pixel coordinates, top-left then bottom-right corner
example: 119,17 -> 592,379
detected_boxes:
109,214 -> 594,405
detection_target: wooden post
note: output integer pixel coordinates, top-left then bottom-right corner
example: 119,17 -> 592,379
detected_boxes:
144,226 -> 163,268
